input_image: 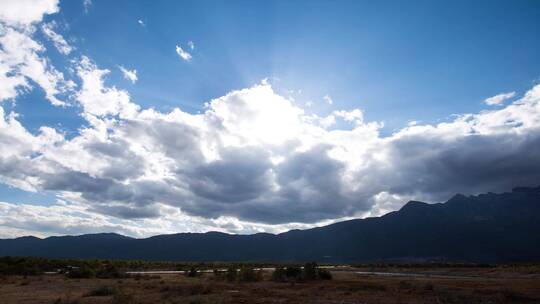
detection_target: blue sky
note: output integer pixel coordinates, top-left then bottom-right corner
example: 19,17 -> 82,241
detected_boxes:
42,0 -> 540,130
1,0 -> 540,237
59,1 -> 540,128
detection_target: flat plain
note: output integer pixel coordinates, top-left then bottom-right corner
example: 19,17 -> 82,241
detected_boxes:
1,265 -> 539,304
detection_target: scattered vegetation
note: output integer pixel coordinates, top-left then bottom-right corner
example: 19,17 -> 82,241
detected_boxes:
0,258 -> 538,304
238,266 -> 262,282
211,265 -> 263,282
271,262 -> 332,282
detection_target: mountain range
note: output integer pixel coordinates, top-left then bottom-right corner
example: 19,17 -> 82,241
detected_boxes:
1,186 -> 540,263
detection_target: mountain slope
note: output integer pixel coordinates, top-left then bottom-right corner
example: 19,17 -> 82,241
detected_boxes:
1,186 -> 539,263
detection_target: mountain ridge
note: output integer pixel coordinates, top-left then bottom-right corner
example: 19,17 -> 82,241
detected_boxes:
2,186 -> 539,263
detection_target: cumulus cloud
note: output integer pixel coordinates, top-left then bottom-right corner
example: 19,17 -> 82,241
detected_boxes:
484,91 -> 516,105
119,66 -> 138,83
75,56 -> 139,117
2,63 -> 540,235
0,0 -> 59,26
1,1 -> 540,237
175,44 -> 192,61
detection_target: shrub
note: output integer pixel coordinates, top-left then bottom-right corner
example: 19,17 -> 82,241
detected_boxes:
186,267 -> 198,278
238,266 -> 262,282
0,257 -> 42,276
271,267 -> 287,282
66,266 -> 94,279
85,286 -> 118,297
285,266 -> 302,279
96,265 -> 128,279
272,263 -> 332,282
317,268 -> 332,280
303,262 -> 318,280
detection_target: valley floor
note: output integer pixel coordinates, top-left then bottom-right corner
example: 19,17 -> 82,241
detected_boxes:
1,267 -> 539,304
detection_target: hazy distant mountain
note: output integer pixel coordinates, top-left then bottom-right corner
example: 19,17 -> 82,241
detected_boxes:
2,186 -> 539,263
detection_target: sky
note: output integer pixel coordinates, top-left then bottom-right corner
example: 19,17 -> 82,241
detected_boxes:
0,0 -> 540,238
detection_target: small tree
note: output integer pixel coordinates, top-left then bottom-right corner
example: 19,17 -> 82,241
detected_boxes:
303,262 -> 318,280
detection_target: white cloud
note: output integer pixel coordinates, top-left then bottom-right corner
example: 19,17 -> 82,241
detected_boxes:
0,0 -> 539,237
484,91 -> 516,106
2,63 -> 540,238
0,1 -> 72,105
0,25 -> 73,105
75,56 -> 139,117
83,0 -> 92,13
0,0 -> 59,26
323,94 -> 333,105
137,19 -> 145,27
333,109 -> 364,124
119,66 -> 138,83
0,64 -> 28,101
41,22 -> 73,55
188,40 -> 195,50
0,199 -> 332,238
175,44 -> 192,61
